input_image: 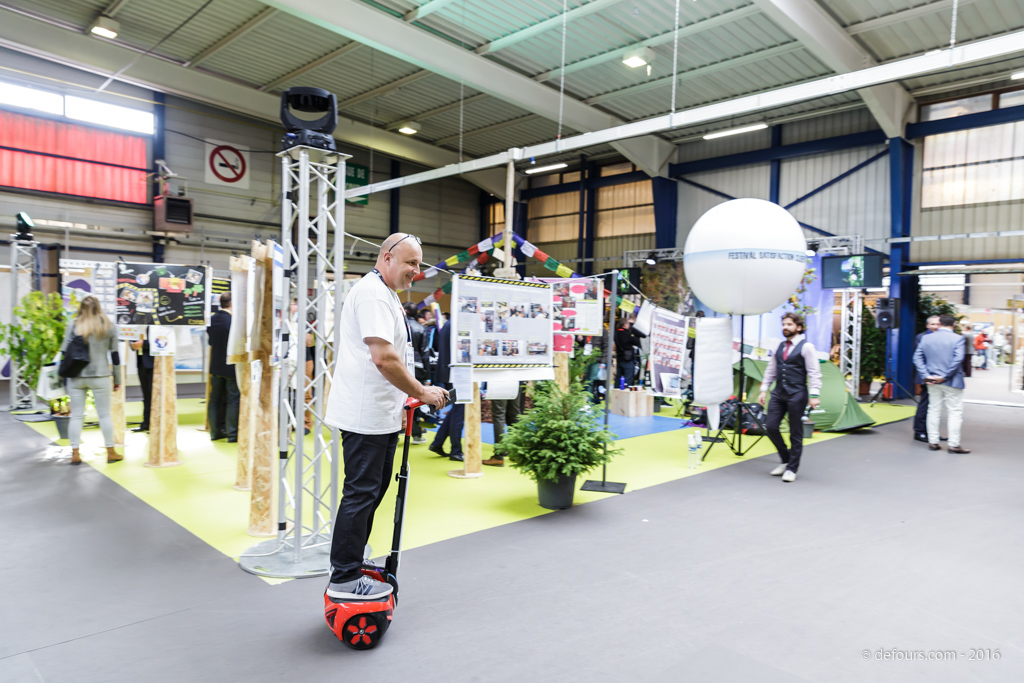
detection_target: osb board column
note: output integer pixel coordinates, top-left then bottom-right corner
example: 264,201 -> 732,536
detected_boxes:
146,354 -> 180,467
464,382 -> 482,474
234,361 -> 254,491
248,241 -> 278,536
111,343 -> 126,447
554,352 -> 570,392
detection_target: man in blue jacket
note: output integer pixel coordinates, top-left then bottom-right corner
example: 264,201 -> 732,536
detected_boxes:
913,314 -> 970,454
912,316 -> 941,442
428,317 -> 465,461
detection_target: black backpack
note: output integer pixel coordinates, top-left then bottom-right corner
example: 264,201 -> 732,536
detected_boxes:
58,334 -> 91,378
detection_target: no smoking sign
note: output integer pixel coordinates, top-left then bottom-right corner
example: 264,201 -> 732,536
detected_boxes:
204,138 -> 250,189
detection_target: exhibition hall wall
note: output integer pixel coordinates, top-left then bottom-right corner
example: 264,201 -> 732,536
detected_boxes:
0,48 -> 483,280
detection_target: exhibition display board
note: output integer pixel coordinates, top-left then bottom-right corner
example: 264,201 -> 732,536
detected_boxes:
115,262 -> 211,326
451,274 -> 554,381
648,307 -> 693,397
60,260 -> 117,318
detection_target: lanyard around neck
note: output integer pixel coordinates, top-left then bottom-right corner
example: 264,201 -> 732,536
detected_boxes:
372,269 -> 412,342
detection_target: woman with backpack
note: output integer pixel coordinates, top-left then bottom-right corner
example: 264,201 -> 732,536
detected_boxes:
62,296 -> 122,466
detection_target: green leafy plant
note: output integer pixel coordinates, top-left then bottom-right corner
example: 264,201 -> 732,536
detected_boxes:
0,291 -> 73,413
495,381 -> 620,482
860,303 -> 886,383
917,294 -> 962,333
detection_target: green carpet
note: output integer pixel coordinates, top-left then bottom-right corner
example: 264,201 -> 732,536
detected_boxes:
26,398 -> 914,580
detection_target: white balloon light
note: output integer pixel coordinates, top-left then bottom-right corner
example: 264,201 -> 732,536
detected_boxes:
683,198 -> 808,315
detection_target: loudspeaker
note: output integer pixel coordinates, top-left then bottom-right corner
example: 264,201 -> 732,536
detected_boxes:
876,297 -> 897,330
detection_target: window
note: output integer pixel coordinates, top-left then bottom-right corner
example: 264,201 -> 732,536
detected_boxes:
0,78 -> 154,135
595,176 -> 653,238
527,191 -> 580,243
920,94 -> 992,122
921,91 -> 1024,208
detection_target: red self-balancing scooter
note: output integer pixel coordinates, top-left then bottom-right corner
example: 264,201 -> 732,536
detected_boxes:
324,390 -> 453,649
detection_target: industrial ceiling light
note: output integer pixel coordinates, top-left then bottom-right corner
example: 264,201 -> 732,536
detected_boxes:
622,47 -> 655,69
1012,71 -> 1024,80
89,15 -> 120,39
524,162 -> 568,175
645,252 -> 657,266
703,123 -> 768,140
396,121 -> 421,135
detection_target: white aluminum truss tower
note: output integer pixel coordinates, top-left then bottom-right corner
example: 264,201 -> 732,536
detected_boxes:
8,236 -> 39,411
808,236 -> 864,398
239,146 -> 348,578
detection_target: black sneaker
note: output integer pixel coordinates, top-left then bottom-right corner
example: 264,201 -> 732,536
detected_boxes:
326,575 -> 393,601
428,442 -> 448,457
449,452 -> 464,462
913,434 -> 929,443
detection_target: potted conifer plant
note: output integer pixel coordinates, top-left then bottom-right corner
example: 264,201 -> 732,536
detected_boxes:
495,381 -> 620,509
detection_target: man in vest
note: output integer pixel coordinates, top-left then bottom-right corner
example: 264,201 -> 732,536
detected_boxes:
758,312 -> 822,482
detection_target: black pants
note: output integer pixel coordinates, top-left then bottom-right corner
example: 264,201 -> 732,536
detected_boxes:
491,395 -> 521,447
209,373 -> 240,441
765,389 -> 808,472
616,358 -> 636,388
137,363 -> 153,429
913,385 -> 929,437
330,430 -> 399,583
432,383 -> 464,455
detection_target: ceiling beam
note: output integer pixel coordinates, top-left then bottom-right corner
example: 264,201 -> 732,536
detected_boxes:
434,114 -> 541,146
533,5 -> 760,82
186,7 -> 278,68
101,0 -> 132,18
751,0 -> 914,138
845,0 -> 981,36
474,0 -> 623,55
339,69 -> 433,110
259,41 -> 361,92
0,9 -> 509,196
385,92 -> 490,128
264,0 -> 676,176
584,42 -> 803,105
403,0 -> 459,23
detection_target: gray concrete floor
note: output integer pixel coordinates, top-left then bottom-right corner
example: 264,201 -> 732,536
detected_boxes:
2,387 -> 1023,682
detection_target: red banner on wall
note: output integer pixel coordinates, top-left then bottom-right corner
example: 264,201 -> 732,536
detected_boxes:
0,109 -> 148,204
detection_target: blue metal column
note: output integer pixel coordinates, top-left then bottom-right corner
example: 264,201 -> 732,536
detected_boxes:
152,91 -> 166,263
889,137 -> 916,398
769,126 -> 782,204
584,161 -> 596,274
576,156 -> 586,269
514,200 -> 528,277
651,176 -> 678,250
389,159 -> 401,235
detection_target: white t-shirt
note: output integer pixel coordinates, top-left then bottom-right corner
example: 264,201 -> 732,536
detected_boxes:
324,272 -> 411,434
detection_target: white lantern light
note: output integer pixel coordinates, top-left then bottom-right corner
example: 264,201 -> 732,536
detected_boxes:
683,199 -> 807,315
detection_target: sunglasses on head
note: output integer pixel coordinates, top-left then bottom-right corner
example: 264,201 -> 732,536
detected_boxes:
388,234 -> 422,253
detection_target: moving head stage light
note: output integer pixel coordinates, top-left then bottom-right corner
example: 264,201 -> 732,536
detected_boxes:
280,87 -> 338,152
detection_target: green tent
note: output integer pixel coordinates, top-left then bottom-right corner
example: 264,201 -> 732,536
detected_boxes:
732,359 -> 875,432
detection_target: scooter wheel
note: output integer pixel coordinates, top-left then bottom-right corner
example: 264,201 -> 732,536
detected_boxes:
342,614 -> 383,650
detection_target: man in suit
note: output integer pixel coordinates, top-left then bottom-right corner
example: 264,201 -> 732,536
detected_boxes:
758,312 -> 822,483
207,292 -> 239,442
428,316 -> 465,461
913,314 -> 970,454
129,337 -> 153,432
912,316 -> 941,442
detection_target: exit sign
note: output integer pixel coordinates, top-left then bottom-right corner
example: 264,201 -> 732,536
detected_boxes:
346,163 -> 369,205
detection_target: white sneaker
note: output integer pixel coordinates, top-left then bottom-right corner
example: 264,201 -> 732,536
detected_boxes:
770,464 -> 787,476
782,470 -> 796,482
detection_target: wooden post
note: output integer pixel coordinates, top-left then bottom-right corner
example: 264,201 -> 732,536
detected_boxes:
233,361 -> 254,490
111,341 -> 127,447
146,354 -> 180,467
248,242 -> 278,536
449,382 -> 484,479
554,351 -> 570,392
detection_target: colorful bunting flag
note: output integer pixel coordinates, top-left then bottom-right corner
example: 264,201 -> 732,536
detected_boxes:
456,250 -> 471,262
533,248 -> 549,262
442,281 -> 452,294
520,241 -> 537,258
555,264 -> 573,278
445,255 -> 460,266
467,244 -> 479,256
543,257 -> 559,272
477,237 -> 493,252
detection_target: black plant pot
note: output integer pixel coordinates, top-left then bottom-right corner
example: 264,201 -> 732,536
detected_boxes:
537,473 -> 577,510
53,415 -> 70,441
